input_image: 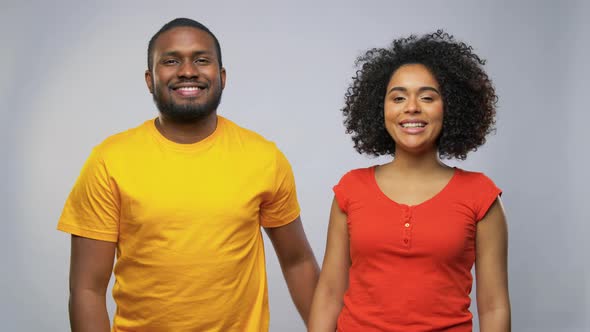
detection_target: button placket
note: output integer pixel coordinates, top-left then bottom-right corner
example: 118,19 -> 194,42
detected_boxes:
402,206 -> 413,248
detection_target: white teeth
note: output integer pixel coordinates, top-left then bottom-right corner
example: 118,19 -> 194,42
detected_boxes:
177,87 -> 202,91
401,122 -> 426,128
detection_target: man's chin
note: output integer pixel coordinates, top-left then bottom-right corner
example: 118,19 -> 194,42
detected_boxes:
153,93 -> 222,123
162,109 -> 215,123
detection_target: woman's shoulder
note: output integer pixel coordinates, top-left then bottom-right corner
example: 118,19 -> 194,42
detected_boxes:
453,167 -> 499,191
337,166 -> 375,184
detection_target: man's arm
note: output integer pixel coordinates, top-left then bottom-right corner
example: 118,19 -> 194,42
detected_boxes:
264,216 -> 320,326
475,198 -> 511,332
69,235 -> 116,332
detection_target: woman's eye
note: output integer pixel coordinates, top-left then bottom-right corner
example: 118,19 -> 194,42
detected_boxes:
421,96 -> 434,102
393,97 -> 405,103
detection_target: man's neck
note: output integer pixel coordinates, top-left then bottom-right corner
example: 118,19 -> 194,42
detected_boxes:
155,112 -> 218,144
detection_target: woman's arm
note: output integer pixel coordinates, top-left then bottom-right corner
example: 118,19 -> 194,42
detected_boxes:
475,197 -> 511,332
308,197 -> 351,332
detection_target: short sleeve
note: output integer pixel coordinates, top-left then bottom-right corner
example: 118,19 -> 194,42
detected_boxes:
259,148 -> 300,228
333,171 -> 354,214
57,147 -> 120,242
474,173 -> 502,222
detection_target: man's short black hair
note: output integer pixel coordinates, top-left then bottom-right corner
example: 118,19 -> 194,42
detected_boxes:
147,18 -> 222,71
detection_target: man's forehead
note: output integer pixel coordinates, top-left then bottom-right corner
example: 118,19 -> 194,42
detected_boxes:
153,27 -> 216,52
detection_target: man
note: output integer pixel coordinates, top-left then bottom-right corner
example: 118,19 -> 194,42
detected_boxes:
58,18 -> 319,332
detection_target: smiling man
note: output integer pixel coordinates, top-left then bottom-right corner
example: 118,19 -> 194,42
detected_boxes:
58,18 -> 319,332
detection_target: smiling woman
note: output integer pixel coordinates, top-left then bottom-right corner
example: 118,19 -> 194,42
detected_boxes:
383,64 -> 444,155
308,30 -> 511,332
340,30 -> 497,160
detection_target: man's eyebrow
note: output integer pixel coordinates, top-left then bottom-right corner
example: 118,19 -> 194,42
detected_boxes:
159,50 -> 212,58
387,86 -> 441,95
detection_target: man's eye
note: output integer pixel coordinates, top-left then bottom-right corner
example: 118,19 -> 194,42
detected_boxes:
163,59 -> 178,65
195,58 -> 209,64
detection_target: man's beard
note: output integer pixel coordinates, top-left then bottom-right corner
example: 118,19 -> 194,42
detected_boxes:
153,85 -> 223,123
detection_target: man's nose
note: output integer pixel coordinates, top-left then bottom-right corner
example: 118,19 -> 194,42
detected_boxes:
178,61 -> 199,78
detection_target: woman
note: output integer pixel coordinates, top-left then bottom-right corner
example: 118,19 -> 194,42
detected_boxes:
309,31 -> 510,331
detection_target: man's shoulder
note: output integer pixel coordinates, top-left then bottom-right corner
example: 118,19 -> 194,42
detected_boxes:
93,119 -> 153,156
220,116 -> 280,152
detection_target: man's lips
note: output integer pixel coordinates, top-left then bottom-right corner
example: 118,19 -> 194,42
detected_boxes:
171,84 -> 206,98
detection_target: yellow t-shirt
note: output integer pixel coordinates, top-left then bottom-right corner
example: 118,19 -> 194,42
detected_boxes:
58,116 -> 300,331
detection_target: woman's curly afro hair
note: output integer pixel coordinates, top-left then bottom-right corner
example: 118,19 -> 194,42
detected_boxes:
342,30 -> 497,160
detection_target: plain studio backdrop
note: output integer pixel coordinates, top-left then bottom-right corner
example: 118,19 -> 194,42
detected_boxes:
1,0 -> 588,331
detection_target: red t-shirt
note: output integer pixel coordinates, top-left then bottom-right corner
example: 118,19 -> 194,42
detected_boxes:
334,166 -> 501,332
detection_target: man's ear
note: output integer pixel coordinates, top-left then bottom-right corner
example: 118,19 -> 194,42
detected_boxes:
145,70 -> 154,94
220,67 -> 226,90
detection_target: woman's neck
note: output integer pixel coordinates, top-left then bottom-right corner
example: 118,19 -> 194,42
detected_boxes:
386,147 -> 449,175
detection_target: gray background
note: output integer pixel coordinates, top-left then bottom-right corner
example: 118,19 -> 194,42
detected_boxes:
2,0 -> 588,331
